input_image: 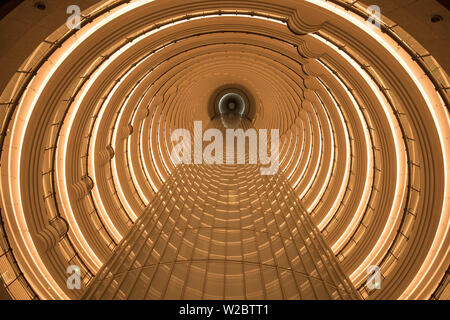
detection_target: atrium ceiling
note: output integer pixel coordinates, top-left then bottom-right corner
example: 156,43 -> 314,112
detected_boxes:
0,0 -> 448,300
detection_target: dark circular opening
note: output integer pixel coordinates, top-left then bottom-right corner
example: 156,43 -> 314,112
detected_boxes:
34,2 -> 46,10
210,85 -> 255,121
218,92 -> 246,116
431,14 -> 443,23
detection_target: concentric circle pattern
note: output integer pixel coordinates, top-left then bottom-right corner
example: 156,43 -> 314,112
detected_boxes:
0,0 -> 448,300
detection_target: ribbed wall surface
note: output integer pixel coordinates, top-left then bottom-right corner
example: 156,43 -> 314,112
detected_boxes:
83,161 -> 359,299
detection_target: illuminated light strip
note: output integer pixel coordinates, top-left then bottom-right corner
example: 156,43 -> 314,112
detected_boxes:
306,97 -> 335,212
57,99 -> 106,271
144,99 -> 166,186
287,123 -> 305,180
397,82 -> 449,298
110,63 -> 160,221
86,48 -> 147,244
5,1 -> 158,297
279,129 -> 294,166
130,65 -> 165,194
90,18 -> 206,232
163,111 -> 180,171
90,37 -> 183,232
1,92 -> 66,299
299,104 -> 323,199
137,53 -> 196,180
110,69 -> 145,223
122,54 -> 179,193
128,86 -> 154,206
281,128 -> 299,173
220,13 -> 286,25
315,80 -> 351,230
0,5 -> 147,299
149,103 -> 167,184
317,58 -> 374,253
1,42 -> 119,299
280,131 -> 292,170
312,24 -> 406,281
139,117 -> 158,193
292,111 -> 313,190
63,61 -> 131,250
280,133 -> 293,166
316,33 -> 406,282
308,0 -> 449,296
156,95 -> 174,177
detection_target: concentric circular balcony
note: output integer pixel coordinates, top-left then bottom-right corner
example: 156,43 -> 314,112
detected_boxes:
0,0 -> 448,300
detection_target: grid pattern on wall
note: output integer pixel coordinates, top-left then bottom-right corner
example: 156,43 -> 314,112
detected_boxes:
83,116 -> 360,300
